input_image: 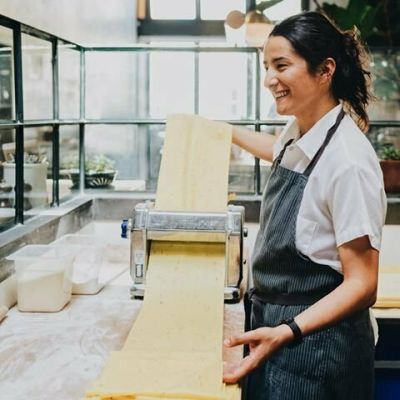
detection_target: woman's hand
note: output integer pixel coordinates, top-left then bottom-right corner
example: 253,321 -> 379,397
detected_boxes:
223,324 -> 294,383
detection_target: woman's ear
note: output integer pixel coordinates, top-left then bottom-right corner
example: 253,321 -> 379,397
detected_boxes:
318,57 -> 336,84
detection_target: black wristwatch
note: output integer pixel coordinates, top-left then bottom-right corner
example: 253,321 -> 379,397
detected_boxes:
280,317 -> 303,347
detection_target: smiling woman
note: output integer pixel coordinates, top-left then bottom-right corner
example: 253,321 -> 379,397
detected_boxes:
227,11 -> 386,400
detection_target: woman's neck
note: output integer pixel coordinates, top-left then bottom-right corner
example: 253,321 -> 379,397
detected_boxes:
297,99 -> 340,136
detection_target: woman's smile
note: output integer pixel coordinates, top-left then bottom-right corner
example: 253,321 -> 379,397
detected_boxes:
274,90 -> 290,100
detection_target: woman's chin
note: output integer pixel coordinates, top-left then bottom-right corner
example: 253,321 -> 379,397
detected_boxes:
275,106 -> 292,117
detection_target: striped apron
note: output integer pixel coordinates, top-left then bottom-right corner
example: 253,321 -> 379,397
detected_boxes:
244,109 -> 375,400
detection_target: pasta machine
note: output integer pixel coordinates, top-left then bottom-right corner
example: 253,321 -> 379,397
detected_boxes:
121,201 -> 246,301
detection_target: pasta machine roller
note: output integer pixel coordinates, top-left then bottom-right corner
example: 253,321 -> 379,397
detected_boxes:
121,201 -> 246,301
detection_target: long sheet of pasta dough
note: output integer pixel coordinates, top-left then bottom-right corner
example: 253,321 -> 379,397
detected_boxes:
85,115 -> 239,400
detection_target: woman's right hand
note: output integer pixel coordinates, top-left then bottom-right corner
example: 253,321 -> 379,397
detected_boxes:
223,325 -> 294,383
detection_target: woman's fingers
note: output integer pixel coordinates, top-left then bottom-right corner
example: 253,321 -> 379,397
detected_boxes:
224,328 -> 265,348
223,353 -> 263,383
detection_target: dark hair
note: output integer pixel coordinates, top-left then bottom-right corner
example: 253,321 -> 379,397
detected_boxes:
270,11 -> 372,131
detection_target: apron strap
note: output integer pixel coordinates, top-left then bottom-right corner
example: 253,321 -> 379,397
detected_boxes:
273,138 -> 294,168
303,108 -> 345,177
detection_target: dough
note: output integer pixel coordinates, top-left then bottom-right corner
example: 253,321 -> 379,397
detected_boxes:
85,115 -> 239,400
155,114 -> 232,213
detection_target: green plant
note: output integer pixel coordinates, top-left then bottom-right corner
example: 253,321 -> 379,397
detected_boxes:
314,0 -> 399,46
380,143 -> 400,160
85,155 -> 115,173
62,154 -> 115,173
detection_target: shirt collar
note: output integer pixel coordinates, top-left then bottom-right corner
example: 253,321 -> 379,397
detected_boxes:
280,104 -> 343,160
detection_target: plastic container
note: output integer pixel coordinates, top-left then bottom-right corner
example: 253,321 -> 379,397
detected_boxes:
50,234 -> 102,295
7,245 -> 74,312
78,221 -> 130,263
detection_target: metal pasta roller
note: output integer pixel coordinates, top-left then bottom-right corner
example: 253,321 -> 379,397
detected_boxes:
121,201 -> 246,301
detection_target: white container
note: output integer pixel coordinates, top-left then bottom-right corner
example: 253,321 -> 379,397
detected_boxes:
79,221 -> 130,263
3,162 -> 48,208
7,245 -> 73,312
51,234 -> 102,294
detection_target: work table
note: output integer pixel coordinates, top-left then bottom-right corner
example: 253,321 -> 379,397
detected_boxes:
0,270 -> 244,400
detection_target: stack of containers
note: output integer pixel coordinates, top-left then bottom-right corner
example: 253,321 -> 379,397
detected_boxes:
50,234 -> 103,295
7,245 -> 74,312
79,221 -> 130,264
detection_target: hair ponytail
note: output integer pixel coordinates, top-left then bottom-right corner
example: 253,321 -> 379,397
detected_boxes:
333,29 -> 372,131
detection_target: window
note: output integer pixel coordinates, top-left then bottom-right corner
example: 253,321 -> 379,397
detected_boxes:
150,0 -> 196,20
256,0 -> 302,21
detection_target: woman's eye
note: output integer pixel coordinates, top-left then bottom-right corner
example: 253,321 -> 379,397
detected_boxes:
277,64 -> 287,70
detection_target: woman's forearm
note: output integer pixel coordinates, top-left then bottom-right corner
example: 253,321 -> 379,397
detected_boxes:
293,278 -> 376,338
232,125 -> 277,162
293,237 -> 378,338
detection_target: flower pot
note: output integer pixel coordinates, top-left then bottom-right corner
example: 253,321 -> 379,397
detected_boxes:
68,170 -> 117,189
380,160 -> 400,193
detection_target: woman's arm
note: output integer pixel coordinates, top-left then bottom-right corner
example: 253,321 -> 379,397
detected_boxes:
232,125 -> 277,162
223,235 -> 378,383
293,235 -> 378,334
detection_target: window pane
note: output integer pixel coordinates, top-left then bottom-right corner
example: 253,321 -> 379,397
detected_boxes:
23,127 -> 52,212
86,51 -> 141,119
59,125 -> 80,199
199,52 -> 255,120
0,26 -> 14,121
2,127 -> 52,220
256,0 -> 302,21
229,140 -> 256,194
59,45 -> 80,119
368,50 -> 400,121
150,0 -> 196,20
200,0 -> 246,20
22,35 -> 52,120
0,128 -> 15,229
367,126 -> 400,155
149,52 -> 194,118
85,125 -> 149,191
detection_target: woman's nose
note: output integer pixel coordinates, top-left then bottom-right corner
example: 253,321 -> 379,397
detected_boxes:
264,69 -> 278,89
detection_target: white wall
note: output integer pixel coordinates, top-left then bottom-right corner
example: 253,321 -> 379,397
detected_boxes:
0,0 -> 137,44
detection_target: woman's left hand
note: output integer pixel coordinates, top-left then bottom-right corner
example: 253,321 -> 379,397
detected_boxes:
223,325 -> 293,383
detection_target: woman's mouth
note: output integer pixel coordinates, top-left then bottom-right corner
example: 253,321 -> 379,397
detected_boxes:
275,90 -> 289,100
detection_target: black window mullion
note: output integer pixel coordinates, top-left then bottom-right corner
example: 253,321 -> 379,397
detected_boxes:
52,37 -> 60,206
13,22 -> 24,224
79,49 -> 86,192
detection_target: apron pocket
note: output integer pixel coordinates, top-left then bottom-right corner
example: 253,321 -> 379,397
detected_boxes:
269,329 -> 331,380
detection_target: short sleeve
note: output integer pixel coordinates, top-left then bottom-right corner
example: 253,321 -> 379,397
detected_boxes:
328,163 -> 387,250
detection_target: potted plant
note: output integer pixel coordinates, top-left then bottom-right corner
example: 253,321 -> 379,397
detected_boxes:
379,143 -> 400,193
63,154 -> 117,189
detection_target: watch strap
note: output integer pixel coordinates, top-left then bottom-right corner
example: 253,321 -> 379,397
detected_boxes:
280,317 -> 303,346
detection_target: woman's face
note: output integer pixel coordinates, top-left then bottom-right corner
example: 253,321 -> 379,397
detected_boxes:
263,35 -> 326,118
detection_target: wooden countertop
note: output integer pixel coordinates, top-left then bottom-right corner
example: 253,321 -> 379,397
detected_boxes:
0,269 -> 245,400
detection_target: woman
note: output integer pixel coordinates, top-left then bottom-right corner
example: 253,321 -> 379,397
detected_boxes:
223,11 -> 386,400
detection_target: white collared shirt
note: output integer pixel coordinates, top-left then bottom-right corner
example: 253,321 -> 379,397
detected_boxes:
273,104 -> 387,274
